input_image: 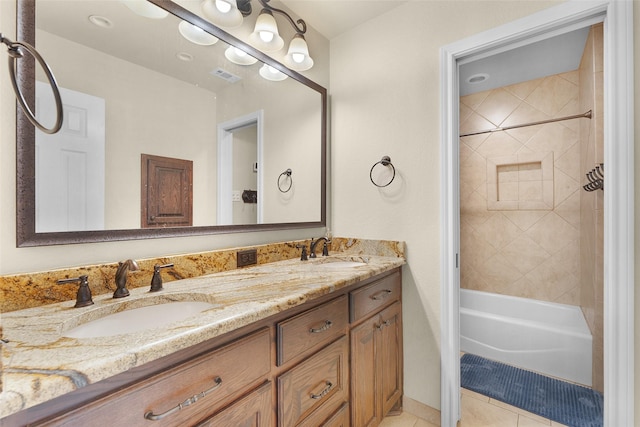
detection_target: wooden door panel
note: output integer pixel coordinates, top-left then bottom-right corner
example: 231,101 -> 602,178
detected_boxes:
350,316 -> 379,427
379,302 -> 403,416
141,154 -> 193,228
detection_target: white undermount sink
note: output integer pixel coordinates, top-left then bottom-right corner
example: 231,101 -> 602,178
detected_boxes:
64,301 -> 215,339
306,257 -> 368,269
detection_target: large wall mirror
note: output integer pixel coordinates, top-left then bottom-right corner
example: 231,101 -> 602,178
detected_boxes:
16,0 -> 326,246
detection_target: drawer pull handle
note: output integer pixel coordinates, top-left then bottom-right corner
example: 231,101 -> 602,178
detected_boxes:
310,381 -> 333,400
144,376 -> 222,421
309,320 -> 333,333
377,320 -> 391,330
370,289 -> 392,301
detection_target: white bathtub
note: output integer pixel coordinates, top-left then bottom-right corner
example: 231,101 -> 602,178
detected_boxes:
460,289 -> 593,386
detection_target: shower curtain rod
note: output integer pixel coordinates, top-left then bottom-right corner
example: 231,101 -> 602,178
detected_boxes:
460,110 -> 592,137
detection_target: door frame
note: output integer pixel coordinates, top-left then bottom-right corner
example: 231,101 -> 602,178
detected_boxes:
440,1 -> 634,426
217,110 -> 264,225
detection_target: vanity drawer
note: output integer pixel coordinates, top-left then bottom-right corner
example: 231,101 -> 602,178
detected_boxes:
319,402 -> 350,427
350,270 -> 401,323
41,328 -> 271,427
277,336 -> 349,427
277,295 -> 348,365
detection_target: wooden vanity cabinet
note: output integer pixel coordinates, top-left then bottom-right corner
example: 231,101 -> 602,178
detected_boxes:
7,268 -> 402,427
38,328 -> 272,427
195,381 -> 273,427
350,271 -> 403,427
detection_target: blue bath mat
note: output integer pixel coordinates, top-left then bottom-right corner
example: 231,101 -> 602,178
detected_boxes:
461,353 -> 603,427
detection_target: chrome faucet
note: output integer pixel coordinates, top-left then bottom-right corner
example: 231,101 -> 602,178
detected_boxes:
113,259 -> 139,298
309,237 -> 331,258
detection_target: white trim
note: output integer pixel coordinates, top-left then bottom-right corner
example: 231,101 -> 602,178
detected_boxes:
439,1 -> 634,426
216,110 -> 265,224
602,1 -> 635,424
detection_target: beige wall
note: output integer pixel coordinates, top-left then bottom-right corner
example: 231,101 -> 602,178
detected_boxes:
2,0 -> 640,422
330,0 -> 640,418
459,72 -> 581,306
330,0 -> 566,410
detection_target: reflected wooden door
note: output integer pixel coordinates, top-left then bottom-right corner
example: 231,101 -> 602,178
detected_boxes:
141,154 -> 192,228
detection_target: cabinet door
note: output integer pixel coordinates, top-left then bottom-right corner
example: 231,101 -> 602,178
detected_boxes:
350,315 -> 379,427
196,381 -> 273,427
378,302 -> 403,416
351,302 -> 403,427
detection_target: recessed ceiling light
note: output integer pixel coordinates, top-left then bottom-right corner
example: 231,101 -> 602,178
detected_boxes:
176,52 -> 194,62
467,73 -> 489,84
88,15 -> 113,28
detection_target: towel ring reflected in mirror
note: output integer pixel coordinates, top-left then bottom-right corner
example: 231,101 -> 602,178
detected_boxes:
278,168 -> 293,193
1,33 -> 63,134
370,156 -> 395,187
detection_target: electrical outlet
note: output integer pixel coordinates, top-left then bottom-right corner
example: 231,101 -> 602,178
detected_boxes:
237,249 -> 257,268
232,190 -> 241,202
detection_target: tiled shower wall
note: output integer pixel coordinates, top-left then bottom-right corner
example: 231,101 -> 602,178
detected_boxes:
460,71 -> 582,306
579,23 -> 604,392
459,23 -> 604,392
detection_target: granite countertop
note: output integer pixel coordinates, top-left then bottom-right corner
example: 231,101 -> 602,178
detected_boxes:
0,253 -> 404,419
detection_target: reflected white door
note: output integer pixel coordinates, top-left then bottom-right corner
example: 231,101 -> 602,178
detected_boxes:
35,82 -> 105,232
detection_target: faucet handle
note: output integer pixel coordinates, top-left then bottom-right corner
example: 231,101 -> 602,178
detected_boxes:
296,244 -> 308,261
58,275 -> 94,308
322,240 -> 331,257
150,263 -> 174,292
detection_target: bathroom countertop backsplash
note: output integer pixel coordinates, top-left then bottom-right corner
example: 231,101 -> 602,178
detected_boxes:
0,237 -> 405,419
0,237 -> 404,313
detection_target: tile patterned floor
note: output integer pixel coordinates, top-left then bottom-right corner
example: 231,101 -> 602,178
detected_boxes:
379,387 -> 568,427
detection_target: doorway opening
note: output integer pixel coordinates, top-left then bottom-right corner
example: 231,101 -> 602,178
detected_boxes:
440,2 -> 634,426
217,110 -> 264,225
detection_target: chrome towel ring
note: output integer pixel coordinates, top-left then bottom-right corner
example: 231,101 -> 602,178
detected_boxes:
1,33 -> 63,134
370,156 -> 395,187
278,168 -> 293,193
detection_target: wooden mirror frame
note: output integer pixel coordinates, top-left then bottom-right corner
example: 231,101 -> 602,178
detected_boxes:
15,0 -> 327,246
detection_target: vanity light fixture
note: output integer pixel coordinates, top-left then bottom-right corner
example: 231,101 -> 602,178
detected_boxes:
249,9 -> 284,52
178,20 -> 219,45
284,33 -> 313,71
259,63 -> 287,81
225,46 -> 258,65
119,0 -> 168,19
201,0 -> 245,29
249,0 -> 314,70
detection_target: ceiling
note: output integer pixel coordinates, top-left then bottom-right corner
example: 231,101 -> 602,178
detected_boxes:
280,0 -> 590,95
280,0 -> 406,40
38,0 -> 591,97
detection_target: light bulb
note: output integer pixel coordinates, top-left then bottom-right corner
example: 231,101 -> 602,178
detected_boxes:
249,9 -> 283,52
215,0 -> 232,13
234,48 -> 246,57
202,0 -> 243,28
283,34 -> 313,71
260,31 -> 274,43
